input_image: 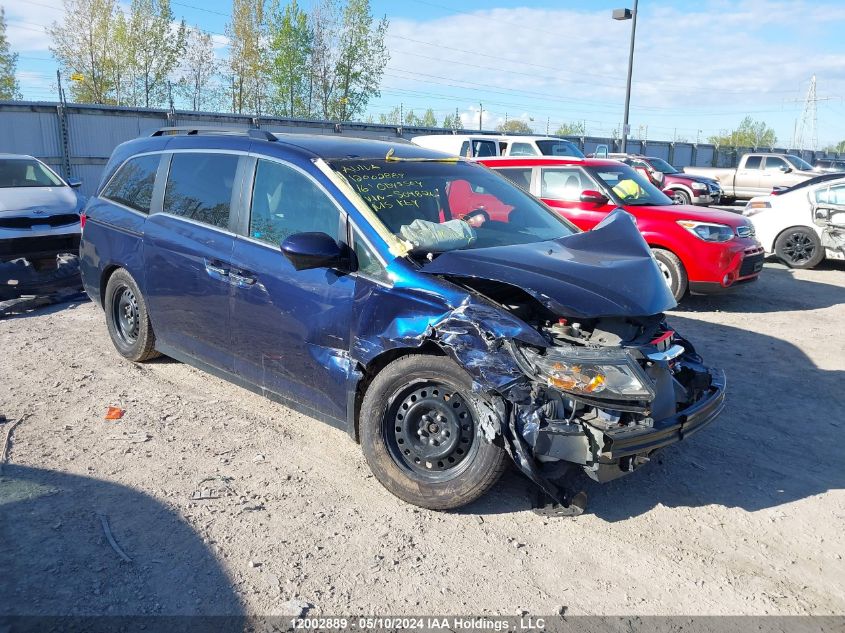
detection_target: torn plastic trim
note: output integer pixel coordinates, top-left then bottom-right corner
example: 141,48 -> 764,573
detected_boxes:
313,157 -> 412,258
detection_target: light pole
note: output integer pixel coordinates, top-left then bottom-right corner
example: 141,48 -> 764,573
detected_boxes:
613,0 -> 638,154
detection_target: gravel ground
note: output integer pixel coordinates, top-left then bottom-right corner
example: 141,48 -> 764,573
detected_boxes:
1,259 -> 843,617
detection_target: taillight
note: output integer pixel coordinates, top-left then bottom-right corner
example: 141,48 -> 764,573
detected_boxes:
80,213 -> 87,229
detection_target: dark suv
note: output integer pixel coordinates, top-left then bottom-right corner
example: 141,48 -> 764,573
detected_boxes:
609,154 -> 722,206
80,128 -> 726,515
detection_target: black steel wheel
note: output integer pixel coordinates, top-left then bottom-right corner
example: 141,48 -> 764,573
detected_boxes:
360,355 -> 507,510
386,383 -> 478,481
113,285 -> 141,345
774,227 -> 824,269
104,268 -> 159,362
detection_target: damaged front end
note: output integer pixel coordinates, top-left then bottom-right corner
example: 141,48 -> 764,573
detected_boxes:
506,318 -> 726,485
419,212 -> 727,512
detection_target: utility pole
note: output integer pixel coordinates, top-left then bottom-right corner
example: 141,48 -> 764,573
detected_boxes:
546,116 -> 550,136
400,102 -> 404,126
455,107 -> 460,132
613,0 -> 638,153
478,103 -> 483,131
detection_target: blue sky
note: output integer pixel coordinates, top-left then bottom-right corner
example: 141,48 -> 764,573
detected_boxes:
6,0 -> 845,147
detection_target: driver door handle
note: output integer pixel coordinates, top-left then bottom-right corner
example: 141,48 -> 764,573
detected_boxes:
230,271 -> 256,286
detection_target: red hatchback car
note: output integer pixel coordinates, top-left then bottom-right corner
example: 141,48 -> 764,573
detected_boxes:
473,157 -> 764,300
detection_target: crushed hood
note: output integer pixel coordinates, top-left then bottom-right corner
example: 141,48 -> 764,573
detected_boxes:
422,210 -> 677,319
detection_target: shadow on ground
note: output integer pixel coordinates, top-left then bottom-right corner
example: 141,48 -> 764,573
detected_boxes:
0,465 -> 244,618
463,265 -> 845,521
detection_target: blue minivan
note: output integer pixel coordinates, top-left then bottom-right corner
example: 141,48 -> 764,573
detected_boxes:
80,128 -> 726,515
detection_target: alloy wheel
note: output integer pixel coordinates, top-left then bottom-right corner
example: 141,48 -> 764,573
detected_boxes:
782,232 -> 816,265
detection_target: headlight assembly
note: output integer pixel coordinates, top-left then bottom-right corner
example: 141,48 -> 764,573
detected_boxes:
515,344 -> 655,402
677,220 -> 735,242
691,182 -> 707,191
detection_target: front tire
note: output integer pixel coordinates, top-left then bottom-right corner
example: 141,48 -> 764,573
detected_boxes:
360,355 -> 507,510
104,268 -> 159,362
652,248 -> 688,302
774,227 -> 824,269
672,189 -> 691,205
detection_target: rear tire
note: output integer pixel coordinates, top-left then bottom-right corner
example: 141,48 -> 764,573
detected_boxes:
360,355 -> 507,510
651,248 -> 688,302
104,268 -> 160,362
774,227 -> 824,269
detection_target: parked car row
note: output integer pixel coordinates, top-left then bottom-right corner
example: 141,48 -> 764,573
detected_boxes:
3,128 -> 842,516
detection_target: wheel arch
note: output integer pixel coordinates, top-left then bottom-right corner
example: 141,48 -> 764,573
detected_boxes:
99,264 -> 123,308
349,342 -> 446,443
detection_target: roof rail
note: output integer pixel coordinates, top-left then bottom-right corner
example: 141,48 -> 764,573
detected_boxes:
150,127 -> 278,141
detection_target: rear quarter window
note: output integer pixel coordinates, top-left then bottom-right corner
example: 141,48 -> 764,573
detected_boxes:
101,154 -> 161,213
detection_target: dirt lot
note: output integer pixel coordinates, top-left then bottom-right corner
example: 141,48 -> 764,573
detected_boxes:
1,259 -> 844,617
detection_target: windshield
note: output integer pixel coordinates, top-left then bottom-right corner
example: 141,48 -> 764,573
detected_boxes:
0,159 -> 65,188
646,157 -> 680,174
785,155 -> 813,171
535,140 -> 586,159
589,163 -> 674,206
331,159 -> 576,253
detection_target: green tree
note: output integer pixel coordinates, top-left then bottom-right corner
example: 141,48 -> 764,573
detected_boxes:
0,7 -> 21,100
227,0 -> 267,114
377,105 -> 400,125
178,27 -> 219,111
49,0 -> 118,103
496,119 -> 532,134
404,109 -> 420,126
555,121 -> 585,136
106,10 -> 132,105
420,108 -> 436,127
127,0 -> 186,108
331,0 -> 388,120
441,113 -> 460,130
823,140 -> 845,153
267,0 -> 312,117
708,116 -> 777,147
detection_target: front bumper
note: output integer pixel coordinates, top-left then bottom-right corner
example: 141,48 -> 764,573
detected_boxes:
0,231 -> 81,262
688,240 -> 764,291
598,368 -> 725,459
527,368 -> 726,483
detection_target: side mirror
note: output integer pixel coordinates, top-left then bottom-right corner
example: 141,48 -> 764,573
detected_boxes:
281,232 -> 348,272
67,178 -> 82,188
579,190 -> 608,205
780,165 -> 792,173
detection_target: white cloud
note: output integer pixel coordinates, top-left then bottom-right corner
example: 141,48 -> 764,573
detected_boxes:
383,0 -> 845,143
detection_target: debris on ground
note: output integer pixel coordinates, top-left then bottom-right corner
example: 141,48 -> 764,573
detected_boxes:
97,513 -> 132,563
104,407 -> 125,420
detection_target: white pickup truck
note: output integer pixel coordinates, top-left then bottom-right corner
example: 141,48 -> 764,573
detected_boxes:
684,153 -> 816,202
